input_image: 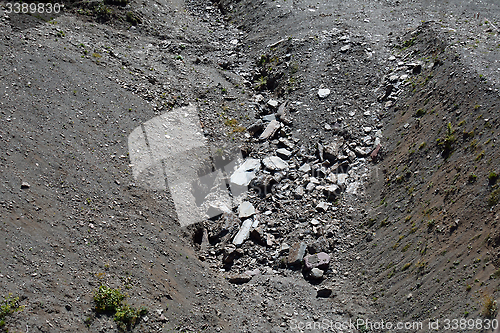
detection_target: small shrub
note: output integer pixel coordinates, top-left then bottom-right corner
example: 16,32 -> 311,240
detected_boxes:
437,122 -> 456,156
114,304 -> 148,331
468,173 -> 477,183
476,150 -> 485,161
488,171 -> 498,185
415,108 -> 426,117
126,12 -> 141,26
482,294 -> 497,318
94,3 -> 112,21
488,189 -> 500,206
93,285 -> 147,331
402,263 -> 412,271
0,294 -> 24,328
94,286 -> 125,313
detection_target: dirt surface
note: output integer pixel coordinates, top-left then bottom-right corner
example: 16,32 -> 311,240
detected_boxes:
1,0 -> 500,332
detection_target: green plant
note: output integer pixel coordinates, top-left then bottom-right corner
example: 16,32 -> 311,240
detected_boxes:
94,286 -> 125,313
491,269 -> 500,279
93,285 -> 147,331
437,122 -> 456,156
114,304 -> 148,331
94,2 -> 112,21
402,263 -> 412,271
488,171 -> 498,185
255,76 -> 267,90
402,243 -> 412,252
488,188 -> 500,206
0,294 -> 24,329
468,173 -> 477,183
415,108 -> 426,117
476,150 -> 485,161
126,12 -> 141,25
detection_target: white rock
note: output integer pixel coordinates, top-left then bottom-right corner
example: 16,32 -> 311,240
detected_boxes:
340,45 -> 350,52
318,88 -> 331,99
310,268 -> 324,279
316,202 -> 329,212
233,219 -> 253,245
238,201 -> 255,218
298,163 -> 311,173
268,99 -> 279,108
263,156 -> 289,170
276,148 -> 292,159
230,159 -> 261,186
337,173 -> 348,185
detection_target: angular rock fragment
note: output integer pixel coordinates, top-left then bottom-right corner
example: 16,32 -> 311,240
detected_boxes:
308,237 -> 330,254
276,148 -> 292,159
247,120 -> 264,136
228,274 -> 252,284
323,137 -> 345,161
316,202 -> 329,212
287,242 -> 307,266
262,156 -> 289,171
309,268 -> 324,279
238,201 -> 255,218
233,218 -> 253,246
259,120 -> 281,140
298,163 -> 311,173
230,159 -> 261,186
250,174 -> 274,193
294,186 -> 305,199
267,99 -> 279,108
304,252 -> 331,270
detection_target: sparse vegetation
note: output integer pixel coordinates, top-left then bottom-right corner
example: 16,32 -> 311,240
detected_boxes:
93,285 -> 147,331
481,294 -> 497,319
488,171 -> 498,185
437,122 -> 456,156
0,294 -> 23,329
488,188 -> 500,206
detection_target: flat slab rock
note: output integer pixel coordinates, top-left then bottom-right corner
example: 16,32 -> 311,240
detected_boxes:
262,156 -> 289,170
259,120 -> 280,140
230,158 -> 261,186
304,252 -> 330,270
228,274 -> 252,284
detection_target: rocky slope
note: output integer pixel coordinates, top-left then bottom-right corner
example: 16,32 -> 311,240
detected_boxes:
0,0 -> 499,332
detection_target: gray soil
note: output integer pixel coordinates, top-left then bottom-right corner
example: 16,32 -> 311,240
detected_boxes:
1,0 -> 500,332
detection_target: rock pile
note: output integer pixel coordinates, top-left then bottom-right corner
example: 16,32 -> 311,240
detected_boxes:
193,97 -> 380,284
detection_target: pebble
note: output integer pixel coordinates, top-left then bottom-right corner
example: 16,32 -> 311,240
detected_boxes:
318,88 -> 331,99
267,99 -> 279,108
309,268 -> 324,279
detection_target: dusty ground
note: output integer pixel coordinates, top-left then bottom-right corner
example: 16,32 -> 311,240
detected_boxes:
0,0 -> 500,332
